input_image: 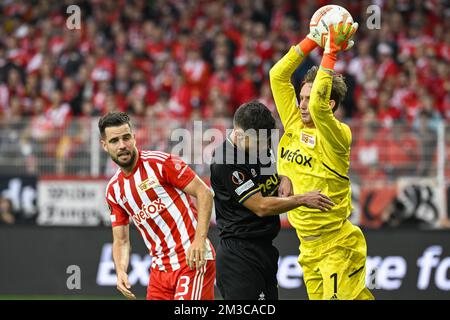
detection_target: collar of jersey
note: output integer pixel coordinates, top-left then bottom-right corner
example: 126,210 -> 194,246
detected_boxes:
121,149 -> 141,179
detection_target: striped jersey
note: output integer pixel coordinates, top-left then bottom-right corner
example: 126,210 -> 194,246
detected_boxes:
105,150 -> 215,272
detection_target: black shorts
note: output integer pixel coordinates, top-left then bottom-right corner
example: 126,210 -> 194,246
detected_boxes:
216,238 -> 279,300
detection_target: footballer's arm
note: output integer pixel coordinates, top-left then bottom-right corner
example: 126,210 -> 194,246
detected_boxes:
269,46 -> 302,130
308,22 -> 358,153
243,190 -> 334,217
269,37 -> 318,130
183,175 -> 214,270
309,68 -> 352,152
112,225 -> 136,299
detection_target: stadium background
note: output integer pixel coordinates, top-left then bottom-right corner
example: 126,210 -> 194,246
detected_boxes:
0,0 -> 449,299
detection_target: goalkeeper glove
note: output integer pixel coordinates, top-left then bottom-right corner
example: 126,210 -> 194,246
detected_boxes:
321,18 -> 358,70
295,34 -> 319,58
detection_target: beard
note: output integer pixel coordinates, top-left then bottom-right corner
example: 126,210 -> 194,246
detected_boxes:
111,148 -> 137,170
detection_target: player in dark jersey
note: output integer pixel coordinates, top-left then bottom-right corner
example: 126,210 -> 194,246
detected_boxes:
210,101 -> 334,300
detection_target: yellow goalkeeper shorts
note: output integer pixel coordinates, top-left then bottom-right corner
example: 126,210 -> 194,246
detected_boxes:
297,219 -> 375,300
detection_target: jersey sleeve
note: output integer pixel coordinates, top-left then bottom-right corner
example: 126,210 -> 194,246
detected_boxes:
219,165 -> 261,204
106,190 -> 129,227
269,46 -> 303,130
162,154 -> 196,190
309,67 -> 352,153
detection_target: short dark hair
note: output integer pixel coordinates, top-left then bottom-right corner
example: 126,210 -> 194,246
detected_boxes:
233,100 -> 276,132
98,112 -> 132,138
301,66 -> 347,113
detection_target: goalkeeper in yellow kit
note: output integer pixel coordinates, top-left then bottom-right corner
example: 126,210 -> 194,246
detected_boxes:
269,18 -> 374,300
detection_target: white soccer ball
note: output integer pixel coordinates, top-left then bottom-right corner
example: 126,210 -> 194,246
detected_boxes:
309,5 -> 354,48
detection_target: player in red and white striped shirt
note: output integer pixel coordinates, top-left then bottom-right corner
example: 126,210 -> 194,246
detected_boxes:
99,112 -> 215,300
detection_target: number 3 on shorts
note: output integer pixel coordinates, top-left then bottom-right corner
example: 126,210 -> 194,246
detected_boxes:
175,276 -> 190,299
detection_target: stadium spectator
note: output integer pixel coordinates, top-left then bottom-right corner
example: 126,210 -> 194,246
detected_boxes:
381,123 -> 419,178
351,109 -> 386,182
20,97 -> 54,174
0,196 -> 15,225
0,0 -> 447,124
347,39 -> 375,85
413,94 -> 443,132
0,0 -> 448,185
415,109 -> 438,176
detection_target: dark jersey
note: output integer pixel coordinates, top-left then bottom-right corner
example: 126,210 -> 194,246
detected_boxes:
210,137 -> 281,241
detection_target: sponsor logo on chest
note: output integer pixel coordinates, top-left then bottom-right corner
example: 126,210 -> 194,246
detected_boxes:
280,147 -> 313,167
134,198 -> 166,225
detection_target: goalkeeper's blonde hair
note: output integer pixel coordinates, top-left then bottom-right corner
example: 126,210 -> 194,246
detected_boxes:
301,66 -> 347,113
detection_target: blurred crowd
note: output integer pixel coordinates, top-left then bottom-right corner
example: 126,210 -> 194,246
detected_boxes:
0,0 -> 448,178
0,0 -> 448,119
0,0 -> 448,228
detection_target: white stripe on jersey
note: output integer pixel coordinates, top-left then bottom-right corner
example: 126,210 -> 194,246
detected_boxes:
191,265 -> 206,300
191,268 -> 200,300
156,163 -> 163,176
143,162 -> 192,259
141,154 -> 166,161
142,151 -> 168,162
107,192 -> 117,204
177,188 -> 198,230
112,180 -> 154,262
106,169 -> 121,199
141,153 -> 168,166
177,189 -> 215,260
134,166 -> 180,270
122,178 -> 166,271
146,151 -> 169,158
196,265 -> 206,300
176,189 -> 200,253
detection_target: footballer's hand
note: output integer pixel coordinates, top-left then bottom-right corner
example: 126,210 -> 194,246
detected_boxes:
116,271 -> 136,300
298,190 -> 335,211
296,35 -> 319,58
186,238 -> 206,270
305,32 -> 319,46
325,17 -> 358,54
279,175 -> 293,197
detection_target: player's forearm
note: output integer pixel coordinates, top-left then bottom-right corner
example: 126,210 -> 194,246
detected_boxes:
269,47 -> 305,129
270,38 -> 317,81
112,239 -> 130,274
308,68 -> 351,151
269,46 -> 303,82
309,67 -> 333,121
193,189 -> 214,241
270,39 -> 318,129
256,195 -> 305,217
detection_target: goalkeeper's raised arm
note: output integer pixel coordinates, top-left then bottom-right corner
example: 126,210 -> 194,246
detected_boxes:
308,18 -> 358,153
269,35 -> 318,131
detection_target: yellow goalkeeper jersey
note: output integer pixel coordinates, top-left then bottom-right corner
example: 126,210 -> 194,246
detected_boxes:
270,46 -> 352,238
